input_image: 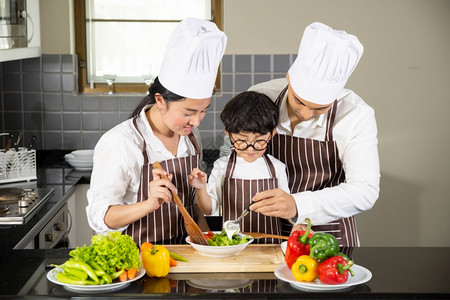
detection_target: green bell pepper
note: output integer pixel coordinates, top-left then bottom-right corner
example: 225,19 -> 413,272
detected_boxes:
308,232 -> 339,262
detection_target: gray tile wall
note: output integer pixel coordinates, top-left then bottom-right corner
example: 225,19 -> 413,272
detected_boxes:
0,54 -> 294,150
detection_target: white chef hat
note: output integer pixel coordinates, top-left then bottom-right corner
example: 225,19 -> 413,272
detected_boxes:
288,22 -> 364,105
158,18 -> 227,99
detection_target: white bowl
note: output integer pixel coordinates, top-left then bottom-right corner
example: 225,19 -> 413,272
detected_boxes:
186,231 -> 254,257
71,149 -> 94,160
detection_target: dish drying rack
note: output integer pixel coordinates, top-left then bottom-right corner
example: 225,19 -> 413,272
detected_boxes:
1,132 -> 37,183
0,148 -> 37,183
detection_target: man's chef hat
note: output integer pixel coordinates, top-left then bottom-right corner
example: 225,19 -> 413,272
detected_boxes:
288,22 -> 364,105
159,18 -> 227,99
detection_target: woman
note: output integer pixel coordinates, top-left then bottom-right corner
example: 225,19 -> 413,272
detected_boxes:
86,18 -> 227,245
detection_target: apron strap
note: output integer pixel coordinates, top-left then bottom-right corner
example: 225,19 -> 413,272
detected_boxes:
325,100 -> 338,142
187,133 -> 201,155
133,117 -> 149,165
224,150 -> 238,178
262,153 -> 276,178
275,85 -> 289,107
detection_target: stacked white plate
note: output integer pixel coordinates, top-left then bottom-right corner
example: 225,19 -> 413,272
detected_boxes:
65,149 -> 94,171
219,135 -> 232,157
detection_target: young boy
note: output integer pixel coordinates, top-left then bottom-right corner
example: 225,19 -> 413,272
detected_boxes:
189,91 -> 290,244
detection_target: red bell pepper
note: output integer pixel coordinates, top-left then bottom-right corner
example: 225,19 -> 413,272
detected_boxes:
285,218 -> 313,269
317,255 -> 355,284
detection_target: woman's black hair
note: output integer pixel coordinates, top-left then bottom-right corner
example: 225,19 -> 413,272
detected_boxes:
220,91 -> 279,135
130,76 -> 185,118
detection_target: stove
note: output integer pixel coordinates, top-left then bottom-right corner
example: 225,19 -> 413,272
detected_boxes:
0,187 -> 55,225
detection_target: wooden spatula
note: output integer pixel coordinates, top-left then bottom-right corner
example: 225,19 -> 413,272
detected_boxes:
243,232 -> 289,240
152,161 -> 208,245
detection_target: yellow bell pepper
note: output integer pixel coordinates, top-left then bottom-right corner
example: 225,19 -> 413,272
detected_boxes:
142,245 -> 170,277
144,277 -> 171,293
291,255 -> 319,282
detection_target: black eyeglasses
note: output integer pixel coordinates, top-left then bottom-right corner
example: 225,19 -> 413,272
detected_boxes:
229,134 -> 271,151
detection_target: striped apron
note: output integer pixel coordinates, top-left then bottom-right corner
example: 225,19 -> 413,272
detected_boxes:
268,86 -> 359,247
222,150 -> 282,244
125,117 -> 200,245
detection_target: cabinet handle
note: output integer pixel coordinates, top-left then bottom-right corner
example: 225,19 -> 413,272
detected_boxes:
45,233 -> 56,242
54,223 -> 65,231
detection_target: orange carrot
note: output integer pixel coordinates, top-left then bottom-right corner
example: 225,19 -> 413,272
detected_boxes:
119,270 -> 128,282
169,257 -> 178,267
127,267 -> 137,279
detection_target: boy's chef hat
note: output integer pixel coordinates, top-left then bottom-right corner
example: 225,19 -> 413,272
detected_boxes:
288,22 -> 364,105
159,18 -> 227,99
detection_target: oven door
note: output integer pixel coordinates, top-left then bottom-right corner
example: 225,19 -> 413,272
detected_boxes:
37,203 -> 69,249
14,203 -> 70,250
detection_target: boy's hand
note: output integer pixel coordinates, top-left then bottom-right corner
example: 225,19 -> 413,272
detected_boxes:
188,168 -> 207,189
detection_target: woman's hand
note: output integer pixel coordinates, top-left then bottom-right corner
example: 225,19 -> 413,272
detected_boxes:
146,167 -> 176,212
188,168 -> 207,190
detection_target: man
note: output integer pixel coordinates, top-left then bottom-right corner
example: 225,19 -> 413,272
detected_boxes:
249,22 -> 380,247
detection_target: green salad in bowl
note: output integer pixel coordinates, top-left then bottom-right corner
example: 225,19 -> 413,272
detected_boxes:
204,230 -> 252,246
186,230 -> 254,257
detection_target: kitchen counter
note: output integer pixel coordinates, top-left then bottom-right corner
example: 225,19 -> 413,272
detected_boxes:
1,152 -> 449,298
1,247 -> 449,298
0,150 -> 89,257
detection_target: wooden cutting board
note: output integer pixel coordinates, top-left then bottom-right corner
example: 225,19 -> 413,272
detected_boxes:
164,244 -> 284,273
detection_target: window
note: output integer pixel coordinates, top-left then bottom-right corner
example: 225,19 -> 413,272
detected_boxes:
74,0 -> 222,94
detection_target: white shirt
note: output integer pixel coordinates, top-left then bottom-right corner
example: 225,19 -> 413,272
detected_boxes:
249,78 -> 380,225
206,154 -> 290,215
86,106 -> 202,234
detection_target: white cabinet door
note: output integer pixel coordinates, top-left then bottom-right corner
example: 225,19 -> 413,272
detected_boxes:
0,0 -> 41,62
67,184 -> 95,247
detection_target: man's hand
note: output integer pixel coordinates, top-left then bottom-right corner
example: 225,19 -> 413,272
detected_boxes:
251,188 -> 297,219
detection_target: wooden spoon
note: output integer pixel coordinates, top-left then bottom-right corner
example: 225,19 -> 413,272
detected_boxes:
243,232 -> 289,240
152,161 -> 208,245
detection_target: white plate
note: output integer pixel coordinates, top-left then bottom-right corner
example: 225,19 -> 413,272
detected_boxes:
187,279 -> 254,290
65,153 -> 93,162
47,267 -> 145,293
281,241 -> 287,255
186,231 -> 253,257
65,155 -> 93,170
274,263 -> 372,292
65,155 -> 93,164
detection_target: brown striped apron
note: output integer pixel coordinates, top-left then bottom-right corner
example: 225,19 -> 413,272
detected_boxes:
267,86 -> 359,247
222,150 -> 282,244
125,117 -> 200,245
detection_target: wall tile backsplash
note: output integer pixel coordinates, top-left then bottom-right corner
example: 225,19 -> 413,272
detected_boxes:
0,54 -> 293,152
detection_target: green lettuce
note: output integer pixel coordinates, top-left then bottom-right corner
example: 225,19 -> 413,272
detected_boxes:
207,230 -> 251,246
69,232 -> 141,274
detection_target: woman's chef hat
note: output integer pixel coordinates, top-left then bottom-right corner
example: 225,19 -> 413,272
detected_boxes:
159,18 -> 227,99
288,22 -> 364,105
